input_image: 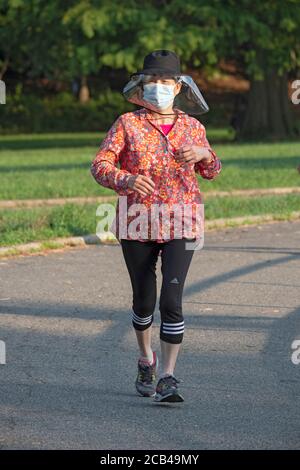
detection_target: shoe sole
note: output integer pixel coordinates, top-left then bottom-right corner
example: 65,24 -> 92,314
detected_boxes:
153,392 -> 184,403
137,390 -> 156,397
135,354 -> 159,397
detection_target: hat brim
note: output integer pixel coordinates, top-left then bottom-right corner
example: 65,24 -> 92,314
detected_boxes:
123,74 -> 210,115
130,68 -> 180,79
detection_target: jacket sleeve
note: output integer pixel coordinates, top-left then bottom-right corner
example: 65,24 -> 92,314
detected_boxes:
90,116 -> 135,195
193,121 -> 222,180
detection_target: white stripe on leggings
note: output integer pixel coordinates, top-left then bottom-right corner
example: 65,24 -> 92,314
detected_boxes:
163,326 -> 184,331
132,312 -> 153,325
162,321 -> 184,334
163,321 -> 184,327
162,330 -> 184,335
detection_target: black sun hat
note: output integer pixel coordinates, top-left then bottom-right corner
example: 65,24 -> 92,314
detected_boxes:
129,50 -> 181,79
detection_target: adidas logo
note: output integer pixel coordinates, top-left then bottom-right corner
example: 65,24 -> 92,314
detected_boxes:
170,277 -> 179,284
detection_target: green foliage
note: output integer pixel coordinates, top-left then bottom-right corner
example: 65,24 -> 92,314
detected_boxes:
0,87 -> 135,132
1,0 -> 299,80
1,0 -> 299,139
0,0 -> 71,79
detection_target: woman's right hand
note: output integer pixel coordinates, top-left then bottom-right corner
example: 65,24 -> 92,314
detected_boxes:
128,174 -> 155,197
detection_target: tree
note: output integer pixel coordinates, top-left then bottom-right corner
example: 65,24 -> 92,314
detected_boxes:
0,0 -> 70,82
214,0 -> 300,140
1,0 -> 299,138
62,0 -> 159,102
129,0 -> 300,140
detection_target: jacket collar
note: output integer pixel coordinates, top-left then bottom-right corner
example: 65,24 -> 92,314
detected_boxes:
138,107 -> 185,120
137,107 -> 185,137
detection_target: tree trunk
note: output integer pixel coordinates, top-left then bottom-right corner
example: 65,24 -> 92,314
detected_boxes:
237,56 -> 298,140
79,76 -> 90,103
0,57 -> 9,80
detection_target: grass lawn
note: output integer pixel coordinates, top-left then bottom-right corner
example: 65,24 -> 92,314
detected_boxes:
0,194 -> 299,246
0,130 -> 299,247
0,130 -> 299,200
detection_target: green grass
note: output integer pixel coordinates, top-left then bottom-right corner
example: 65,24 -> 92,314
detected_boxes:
1,131 -> 299,201
1,194 -> 299,246
205,141 -> 300,191
1,130 -> 299,247
204,193 -> 300,219
0,203 -> 97,246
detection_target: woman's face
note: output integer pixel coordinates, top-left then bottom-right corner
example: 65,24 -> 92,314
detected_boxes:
142,75 -> 182,97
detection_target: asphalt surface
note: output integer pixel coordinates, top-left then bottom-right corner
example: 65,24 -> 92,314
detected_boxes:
0,220 -> 300,450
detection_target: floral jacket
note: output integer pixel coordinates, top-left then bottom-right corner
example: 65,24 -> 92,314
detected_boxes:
90,107 -> 222,243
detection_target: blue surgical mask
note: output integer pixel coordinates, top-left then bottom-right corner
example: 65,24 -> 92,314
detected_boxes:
143,83 -> 175,110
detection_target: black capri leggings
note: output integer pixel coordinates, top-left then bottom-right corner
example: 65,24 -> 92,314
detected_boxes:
120,238 -> 195,344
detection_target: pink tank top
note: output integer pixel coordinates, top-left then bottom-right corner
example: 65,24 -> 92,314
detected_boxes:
160,123 -> 174,135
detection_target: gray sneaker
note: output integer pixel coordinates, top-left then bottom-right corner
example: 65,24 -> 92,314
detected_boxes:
135,351 -> 159,397
154,374 -> 184,402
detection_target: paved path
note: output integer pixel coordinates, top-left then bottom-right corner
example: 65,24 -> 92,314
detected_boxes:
1,187 -> 300,208
0,220 -> 299,450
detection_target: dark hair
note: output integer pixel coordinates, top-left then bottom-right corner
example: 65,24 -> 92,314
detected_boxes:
140,75 -> 181,83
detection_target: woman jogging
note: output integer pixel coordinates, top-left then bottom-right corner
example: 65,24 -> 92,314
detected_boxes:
90,50 -> 222,403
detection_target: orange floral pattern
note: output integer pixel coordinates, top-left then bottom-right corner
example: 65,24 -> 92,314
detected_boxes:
90,107 -> 222,242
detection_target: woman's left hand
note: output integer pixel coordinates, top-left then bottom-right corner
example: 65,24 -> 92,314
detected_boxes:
174,145 -> 212,164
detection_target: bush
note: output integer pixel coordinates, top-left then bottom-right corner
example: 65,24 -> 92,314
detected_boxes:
0,85 -> 136,133
0,84 -> 232,133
